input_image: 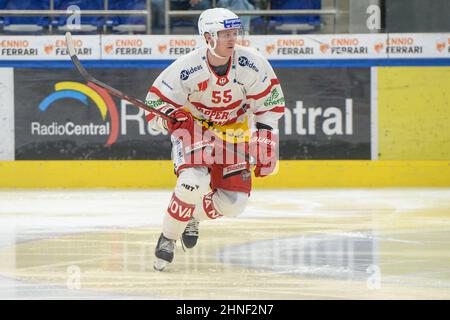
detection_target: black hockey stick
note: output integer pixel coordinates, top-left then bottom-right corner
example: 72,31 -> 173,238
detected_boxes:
64,32 -> 253,164
65,32 -> 174,123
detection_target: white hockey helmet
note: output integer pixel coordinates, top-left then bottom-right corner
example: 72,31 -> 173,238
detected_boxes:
198,8 -> 242,58
198,8 -> 241,38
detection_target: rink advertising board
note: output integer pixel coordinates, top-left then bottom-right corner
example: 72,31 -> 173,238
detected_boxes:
2,33 -> 450,188
378,66 -> 450,160
278,68 -> 371,159
0,35 -> 100,60
258,33 -> 450,60
14,67 -> 370,160
0,68 -> 14,161
101,35 -> 203,59
1,33 -> 449,60
14,68 -> 170,160
100,35 -> 253,59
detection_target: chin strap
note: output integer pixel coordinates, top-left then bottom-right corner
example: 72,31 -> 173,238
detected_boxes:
207,36 -> 227,59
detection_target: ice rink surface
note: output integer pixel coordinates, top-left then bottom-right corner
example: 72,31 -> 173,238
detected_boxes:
0,189 -> 450,300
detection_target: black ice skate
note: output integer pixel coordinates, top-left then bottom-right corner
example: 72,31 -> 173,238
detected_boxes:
154,233 -> 176,271
181,217 -> 199,249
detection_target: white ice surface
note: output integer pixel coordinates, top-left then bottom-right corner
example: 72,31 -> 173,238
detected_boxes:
0,188 -> 449,299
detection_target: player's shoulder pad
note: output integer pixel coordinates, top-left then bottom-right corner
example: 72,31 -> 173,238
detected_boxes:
169,47 -> 209,83
234,45 -> 269,74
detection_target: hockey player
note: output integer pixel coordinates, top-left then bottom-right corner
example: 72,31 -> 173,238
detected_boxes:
145,8 -> 285,271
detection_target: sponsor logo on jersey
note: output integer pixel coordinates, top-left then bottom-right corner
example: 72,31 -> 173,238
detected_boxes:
194,106 -> 231,122
197,80 -> 209,91
238,56 -> 259,72
144,98 -> 166,109
264,88 -> 285,107
180,65 -> 203,80
223,162 -> 247,178
223,18 -> 241,29
216,76 -> 229,86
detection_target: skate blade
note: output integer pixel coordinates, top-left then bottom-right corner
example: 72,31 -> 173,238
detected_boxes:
153,258 -> 169,271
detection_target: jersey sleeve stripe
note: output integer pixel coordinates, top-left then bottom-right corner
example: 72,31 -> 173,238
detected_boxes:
253,106 -> 285,116
145,113 -> 156,122
149,86 -> 183,108
246,79 -> 280,100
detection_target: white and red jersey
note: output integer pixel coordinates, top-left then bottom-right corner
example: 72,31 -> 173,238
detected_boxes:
145,45 -> 285,133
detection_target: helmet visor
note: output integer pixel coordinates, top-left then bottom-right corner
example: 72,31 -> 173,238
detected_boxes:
217,28 -> 244,41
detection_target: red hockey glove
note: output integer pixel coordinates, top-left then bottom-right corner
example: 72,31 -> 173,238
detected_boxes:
249,129 -> 279,177
166,108 -> 194,135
